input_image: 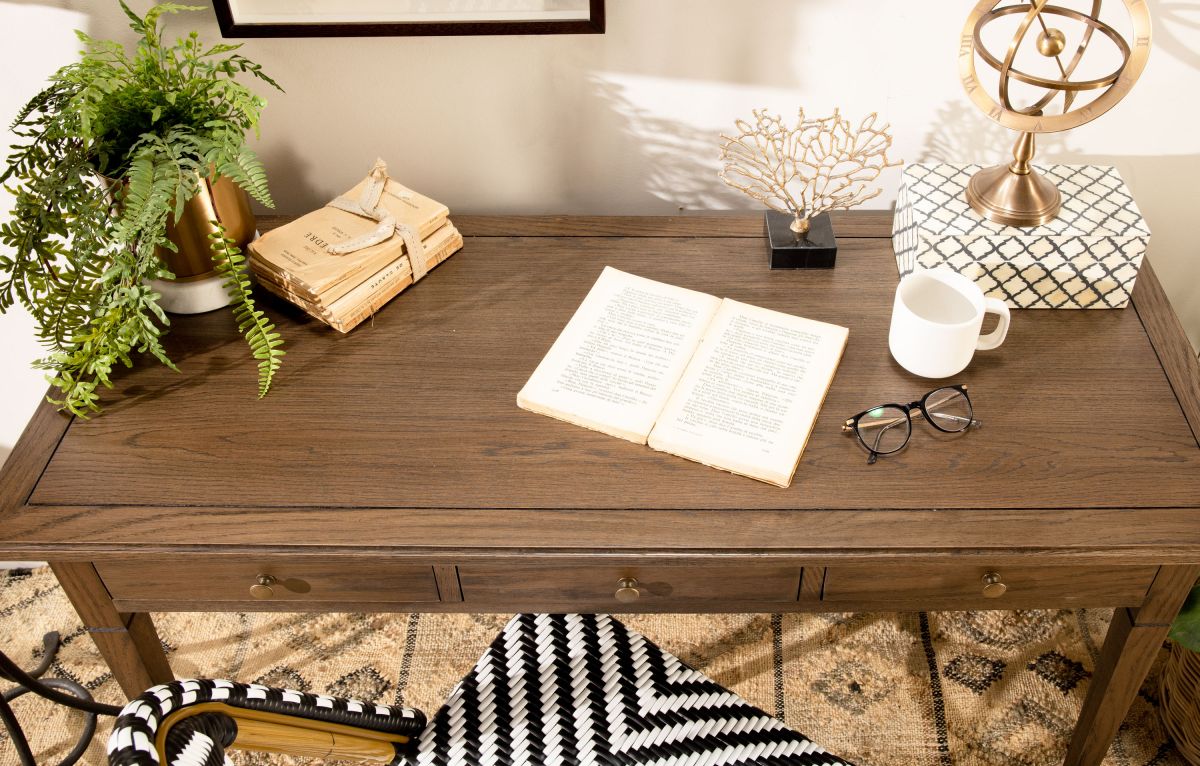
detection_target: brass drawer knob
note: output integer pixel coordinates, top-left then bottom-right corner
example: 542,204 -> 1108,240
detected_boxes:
614,577 -> 641,603
249,574 -> 277,600
981,572 -> 1007,598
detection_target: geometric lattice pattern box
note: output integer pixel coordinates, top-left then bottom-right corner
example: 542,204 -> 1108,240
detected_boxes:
893,163 -> 1151,309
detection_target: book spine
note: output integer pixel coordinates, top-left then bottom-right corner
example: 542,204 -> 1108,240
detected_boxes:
328,229 -> 464,333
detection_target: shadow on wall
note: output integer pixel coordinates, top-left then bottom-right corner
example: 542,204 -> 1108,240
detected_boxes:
251,139 -> 315,217
594,0 -> 811,89
584,75 -> 750,213
919,103 -> 1078,166
545,0 -> 813,214
1149,0 -> 1200,71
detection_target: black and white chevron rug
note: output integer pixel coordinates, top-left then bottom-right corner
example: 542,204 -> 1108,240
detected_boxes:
411,613 -> 851,766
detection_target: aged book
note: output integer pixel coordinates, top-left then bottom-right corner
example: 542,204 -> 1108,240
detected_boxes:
255,222 -> 463,333
517,267 -> 849,487
249,175 -> 449,303
251,221 -> 459,312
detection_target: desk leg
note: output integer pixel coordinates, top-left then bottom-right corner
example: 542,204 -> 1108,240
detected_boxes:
49,562 -> 175,699
1064,564 -> 1200,766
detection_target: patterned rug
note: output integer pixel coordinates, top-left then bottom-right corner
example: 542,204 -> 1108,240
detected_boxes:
0,567 -> 1183,766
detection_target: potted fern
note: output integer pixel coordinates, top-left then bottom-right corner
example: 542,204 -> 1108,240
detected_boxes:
0,1 -> 284,416
1162,581 -> 1200,764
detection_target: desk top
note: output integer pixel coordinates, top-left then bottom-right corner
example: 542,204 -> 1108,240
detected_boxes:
3,213 -> 1200,560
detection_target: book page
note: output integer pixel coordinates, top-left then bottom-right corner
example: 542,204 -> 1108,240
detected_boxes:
517,267 -> 722,444
648,300 -> 848,487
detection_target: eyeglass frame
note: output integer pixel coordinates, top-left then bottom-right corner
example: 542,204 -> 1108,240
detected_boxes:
841,384 -> 980,464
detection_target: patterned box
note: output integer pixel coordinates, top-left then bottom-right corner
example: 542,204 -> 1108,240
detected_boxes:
893,163 -> 1150,309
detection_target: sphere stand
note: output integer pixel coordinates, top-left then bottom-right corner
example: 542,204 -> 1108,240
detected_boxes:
965,131 -> 1062,227
0,633 -> 122,766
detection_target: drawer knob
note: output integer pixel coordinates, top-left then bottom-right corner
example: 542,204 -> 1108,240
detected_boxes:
981,572 -> 1007,598
249,574 -> 277,600
614,577 -> 641,603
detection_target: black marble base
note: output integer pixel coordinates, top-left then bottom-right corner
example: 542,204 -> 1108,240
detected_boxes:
765,211 -> 837,269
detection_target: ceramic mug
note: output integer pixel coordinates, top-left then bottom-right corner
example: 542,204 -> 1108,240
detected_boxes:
888,269 -> 1010,378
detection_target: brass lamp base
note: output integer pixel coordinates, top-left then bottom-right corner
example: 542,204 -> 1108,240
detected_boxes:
965,131 -> 1062,227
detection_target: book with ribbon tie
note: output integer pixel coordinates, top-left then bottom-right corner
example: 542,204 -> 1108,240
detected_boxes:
248,159 -> 462,332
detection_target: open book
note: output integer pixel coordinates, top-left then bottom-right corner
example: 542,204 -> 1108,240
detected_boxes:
517,267 -> 849,487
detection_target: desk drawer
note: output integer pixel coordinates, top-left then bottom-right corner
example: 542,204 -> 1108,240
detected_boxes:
822,564 -> 1158,610
458,561 -> 801,610
95,559 -> 441,607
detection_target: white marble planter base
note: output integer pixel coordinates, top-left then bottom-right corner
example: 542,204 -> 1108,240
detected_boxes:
150,274 -> 232,314
152,230 -> 259,315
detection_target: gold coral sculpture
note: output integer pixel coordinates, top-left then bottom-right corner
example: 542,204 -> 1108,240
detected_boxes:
719,108 -> 900,235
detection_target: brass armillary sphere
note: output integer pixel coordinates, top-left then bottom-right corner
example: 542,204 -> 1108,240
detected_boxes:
959,0 -> 1152,226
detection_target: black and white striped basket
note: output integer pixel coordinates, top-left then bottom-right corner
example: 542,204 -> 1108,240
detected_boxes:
107,678 -> 424,766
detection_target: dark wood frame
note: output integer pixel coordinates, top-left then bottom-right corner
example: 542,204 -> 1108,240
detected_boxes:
212,0 -> 604,38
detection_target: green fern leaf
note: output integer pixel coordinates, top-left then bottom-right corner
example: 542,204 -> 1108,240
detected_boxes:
215,146 -> 273,207
208,223 -> 284,397
2,1 -> 282,415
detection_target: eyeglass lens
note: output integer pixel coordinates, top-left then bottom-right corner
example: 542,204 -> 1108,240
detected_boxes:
857,405 -> 911,456
923,386 -> 974,433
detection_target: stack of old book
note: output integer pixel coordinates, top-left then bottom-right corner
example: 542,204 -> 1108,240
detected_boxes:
249,161 -> 463,332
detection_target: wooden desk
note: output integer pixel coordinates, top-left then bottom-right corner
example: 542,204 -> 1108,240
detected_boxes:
2,213 -> 1199,766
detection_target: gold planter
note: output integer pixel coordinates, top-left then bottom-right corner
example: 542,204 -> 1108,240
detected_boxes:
1161,642 -> 1200,765
159,175 -> 256,281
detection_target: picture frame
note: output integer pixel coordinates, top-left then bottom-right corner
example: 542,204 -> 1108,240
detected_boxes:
211,0 -> 605,37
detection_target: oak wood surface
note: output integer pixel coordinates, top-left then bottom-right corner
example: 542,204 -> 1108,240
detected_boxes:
4,214 -> 1200,559
1132,260 -> 1200,446
1064,608 -> 1166,766
94,559 -> 441,603
799,566 -> 826,603
279,211 -> 898,239
455,560 -> 802,606
1131,564 -> 1200,627
433,564 -> 463,602
8,507 -> 1200,561
0,398 -> 72,517
11,217 -> 1200,546
822,563 -> 1157,610
1063,564 -> 1200,766
49,562 -> 174,697
124,613 -> 174,687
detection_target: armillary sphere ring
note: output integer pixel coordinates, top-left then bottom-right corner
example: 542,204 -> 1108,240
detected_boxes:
959,0 -> 1152,134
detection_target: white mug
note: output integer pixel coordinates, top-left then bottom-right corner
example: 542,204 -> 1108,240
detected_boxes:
888,269 -> 1010,378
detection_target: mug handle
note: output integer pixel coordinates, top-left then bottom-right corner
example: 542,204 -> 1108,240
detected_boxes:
976,297 -> 1010,351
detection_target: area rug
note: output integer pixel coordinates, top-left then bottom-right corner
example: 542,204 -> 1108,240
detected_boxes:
0,567 -> 1183,766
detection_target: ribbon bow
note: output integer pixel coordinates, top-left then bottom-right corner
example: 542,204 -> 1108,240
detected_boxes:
324,159 -> 428,282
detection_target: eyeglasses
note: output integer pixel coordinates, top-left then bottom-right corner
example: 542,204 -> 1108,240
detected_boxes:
842,384 -> 980,464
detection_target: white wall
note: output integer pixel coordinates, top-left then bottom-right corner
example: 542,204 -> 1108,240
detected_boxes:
2,0 -> 1198,462
0,2 -> 88,469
